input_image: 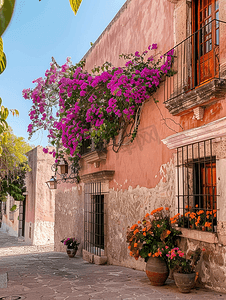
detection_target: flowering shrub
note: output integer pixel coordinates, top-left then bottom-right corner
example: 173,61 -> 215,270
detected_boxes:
170,205 -> 217,231
166,247 -> 203,274
126,207 -> 181,262
61,238 -> 80,250
23,45 -> 174,172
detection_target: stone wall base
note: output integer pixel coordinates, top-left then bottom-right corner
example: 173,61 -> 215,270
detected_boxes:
0,272 -> 7,288
83,249 -> 107,265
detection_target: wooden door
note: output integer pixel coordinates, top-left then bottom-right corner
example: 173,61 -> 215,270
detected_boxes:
195,0 -> 219,85
201,163 -> 216,210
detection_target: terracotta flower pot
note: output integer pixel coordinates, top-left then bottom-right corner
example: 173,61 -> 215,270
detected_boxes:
174,272 -> 196,293
66,247 -> 77,258
146,256 -> 169,286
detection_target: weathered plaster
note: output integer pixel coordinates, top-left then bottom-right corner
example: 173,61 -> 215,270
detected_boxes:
1,195 -> 19,237
106,159 -> 176,270
33,220 -> 54,245
54,185 -> 84,256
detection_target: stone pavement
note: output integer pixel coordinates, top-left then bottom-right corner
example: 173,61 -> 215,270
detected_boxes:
0,230 -> 226,300
0,229 -> 54,257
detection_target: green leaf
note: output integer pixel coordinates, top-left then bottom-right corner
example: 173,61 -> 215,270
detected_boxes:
10,204 -> 17,211
0,0 -> 16,37
0,118 -> 8,129
10,108 -> 19,116
2,132 -> 7,143
1,106 -> 9,119
0,52 -> 6,74
69,0 -> 82,15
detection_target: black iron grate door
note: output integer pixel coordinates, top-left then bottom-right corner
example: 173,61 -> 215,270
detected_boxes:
84,182 -> 106,256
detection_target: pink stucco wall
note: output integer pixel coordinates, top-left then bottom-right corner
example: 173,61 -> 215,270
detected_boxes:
54,0 -> 226,292
75,0 -> 178,190
26,146 -> 55,245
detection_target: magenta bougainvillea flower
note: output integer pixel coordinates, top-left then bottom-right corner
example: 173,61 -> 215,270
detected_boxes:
23,46 -> 174,172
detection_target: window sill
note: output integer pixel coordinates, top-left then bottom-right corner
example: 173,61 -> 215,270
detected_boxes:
178,227 -> 218,244
81,150 -> 107,164
164,78 -> 226,116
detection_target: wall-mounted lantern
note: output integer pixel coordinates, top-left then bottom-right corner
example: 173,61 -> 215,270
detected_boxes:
46,158 -> 79,190
58,158 -> 68,174
46,176 -> 57,190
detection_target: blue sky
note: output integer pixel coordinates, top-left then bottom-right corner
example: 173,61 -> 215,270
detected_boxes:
1,0 -> 127,147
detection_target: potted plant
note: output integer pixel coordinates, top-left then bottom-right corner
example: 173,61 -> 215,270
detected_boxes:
61,238 -> 80,258
166,247 -> 203,293
174,206 -> 217,231
126,207 -> 181,286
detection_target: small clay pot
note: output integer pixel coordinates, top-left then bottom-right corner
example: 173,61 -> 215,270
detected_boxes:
66,248 -> 77,258
174,272 -> 196,293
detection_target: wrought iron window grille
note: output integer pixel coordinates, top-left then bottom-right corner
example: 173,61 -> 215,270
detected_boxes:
176,139 -> 218,232
84,182 -> 107,257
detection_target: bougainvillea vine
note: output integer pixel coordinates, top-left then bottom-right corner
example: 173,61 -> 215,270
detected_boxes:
23,45 -> 174,172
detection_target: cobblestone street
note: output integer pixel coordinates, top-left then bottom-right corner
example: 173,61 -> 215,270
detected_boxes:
0,229 -> 226,300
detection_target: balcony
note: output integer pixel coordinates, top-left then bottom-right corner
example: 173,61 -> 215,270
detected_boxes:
164,19 -> 226,116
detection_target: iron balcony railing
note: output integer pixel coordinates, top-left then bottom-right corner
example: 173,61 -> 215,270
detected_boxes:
164,19 -> 226,104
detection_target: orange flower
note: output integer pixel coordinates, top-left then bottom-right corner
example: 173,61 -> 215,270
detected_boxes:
166,230 -> 171,235
131,224 -> 138,230
195,204 -> 198,208
214,213 -> 217,218
128,246 -> 131,250
195,272 -> 199,281
151,209 -> 157,215
134,243 -> 138,248
138,220 -> 141,224
133,229 -> 139,234
213,210 -> 217,214
157,224 -> 161,228
129,251 -> 133,256
142,227 -> 146,231
165,207 -> 169,211
143,232 -> 146,236
171,220 -> 177,224
148,253 -> 152,257
185,205 -> 188,209
145,213 -> 149,217
205,222 -> 211,228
